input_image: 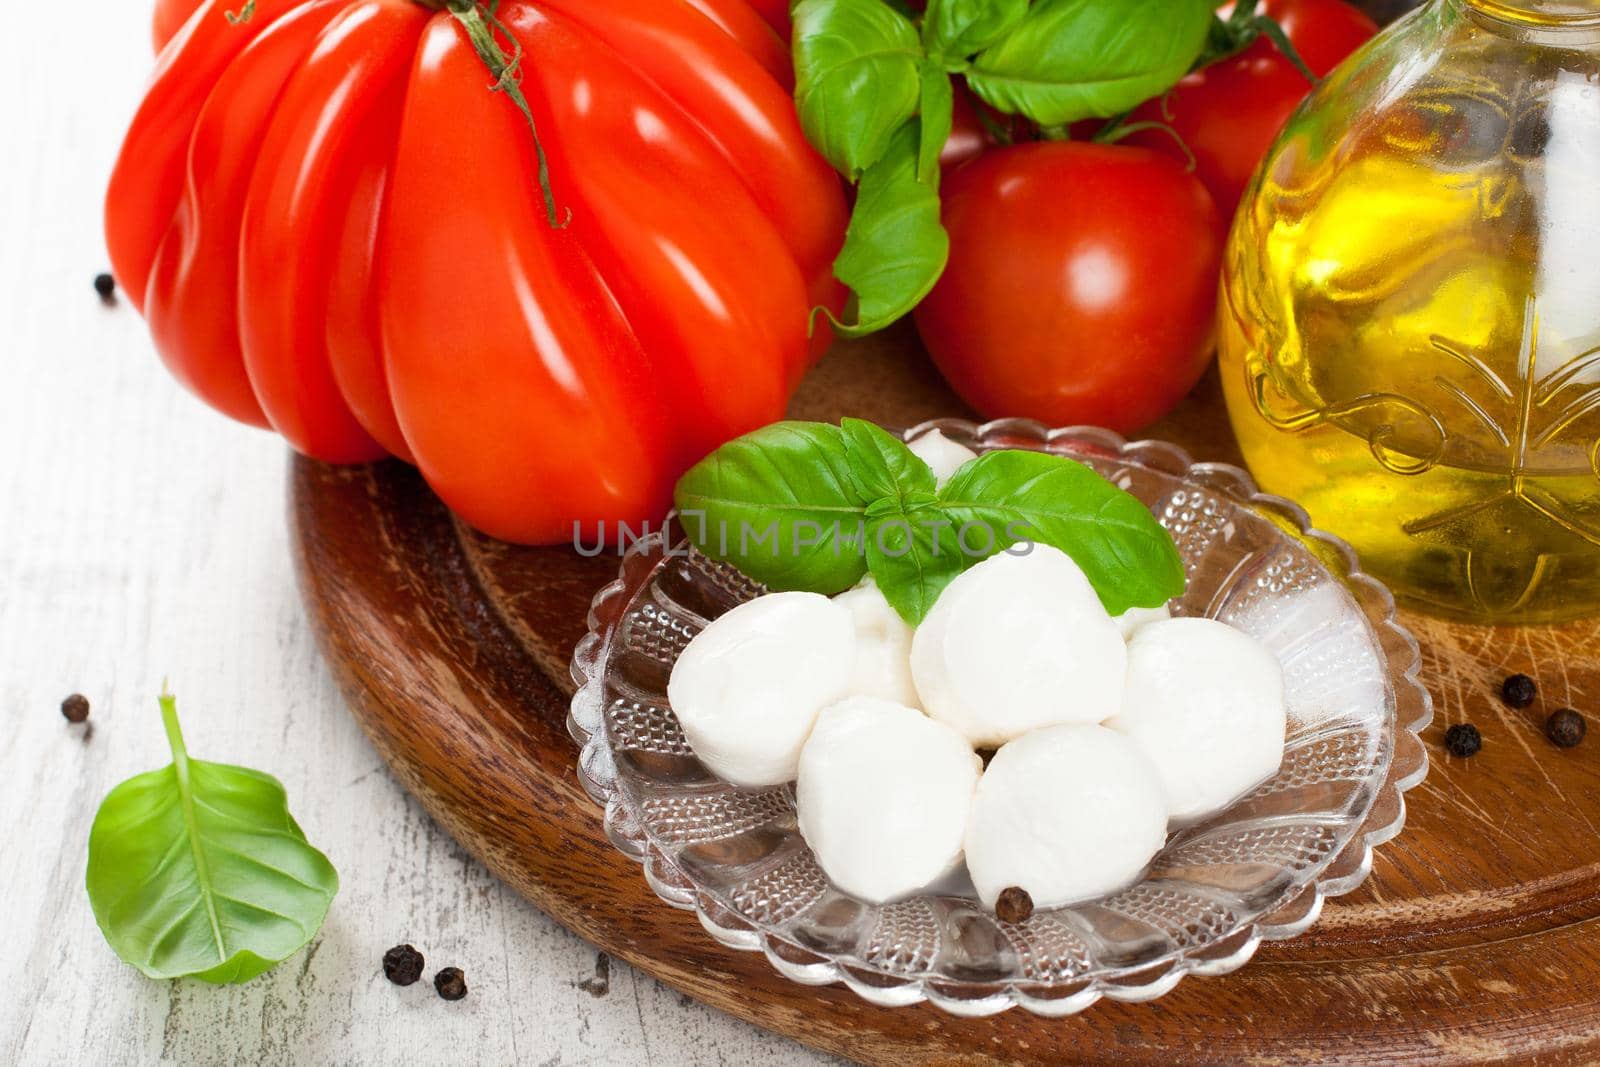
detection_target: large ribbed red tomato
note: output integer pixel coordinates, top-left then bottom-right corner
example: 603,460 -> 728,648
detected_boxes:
113,0 -> 846,542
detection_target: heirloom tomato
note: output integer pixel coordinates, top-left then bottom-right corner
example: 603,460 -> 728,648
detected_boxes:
115,0 -> 845,542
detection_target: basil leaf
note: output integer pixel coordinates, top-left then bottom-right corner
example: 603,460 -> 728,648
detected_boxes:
937,450 -> 1186,614
841,417 -> 937,501
966,0 -> 1212,126
923,0 -> 1029,63
825,121 -> 950,337
86,691 -> 338,984
916,62 -> 954,184
793,0 -> 925,178
864,496 -> 966,623
674,421 -> 869,594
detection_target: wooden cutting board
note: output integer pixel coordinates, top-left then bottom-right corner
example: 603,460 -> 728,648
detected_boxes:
291,325 -> 1600,1064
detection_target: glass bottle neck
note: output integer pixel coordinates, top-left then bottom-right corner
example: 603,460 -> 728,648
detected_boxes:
1456,0 -> 1600,28
1451,0 -> 1600,42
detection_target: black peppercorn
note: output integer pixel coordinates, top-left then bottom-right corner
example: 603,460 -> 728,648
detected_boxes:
382,944 -> 425,986
1500,673 -> 1537,709
434,966 -> 468,1001
61,693 -> 90,724
1546,709 -> 1586,749
995,886 -> 1034,924
93,273 -> 116,303
1444,723 -> 1481,758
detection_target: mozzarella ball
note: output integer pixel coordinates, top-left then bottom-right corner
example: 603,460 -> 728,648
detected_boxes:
906,428 -> 977,485
965,725 -> 1169,909
833,578 -> 921,709
1112,602 -> 1172,639
668,592 -> 855,786
797,697 -> 981,903
911,545 -> 1126,746
1107,617 -> 1287,821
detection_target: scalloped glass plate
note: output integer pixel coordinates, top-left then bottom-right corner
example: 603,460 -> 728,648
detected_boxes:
568,420 -> 1432,1017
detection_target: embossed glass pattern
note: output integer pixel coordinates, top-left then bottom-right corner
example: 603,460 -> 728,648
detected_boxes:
1222,0 -> 1600,623
570,422 -> 1432,1016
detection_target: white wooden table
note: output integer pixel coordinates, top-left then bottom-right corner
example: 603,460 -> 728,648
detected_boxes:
0,7 -> 830,1063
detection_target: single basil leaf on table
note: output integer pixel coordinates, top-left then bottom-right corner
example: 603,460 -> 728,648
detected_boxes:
86,690 -> 338,984
916,61 -> 955,184
966,0 -> 1213,125
792,0 -> 925,178
864,494 -> 966,624
823,120 -> 951,338
840,417 -> 937,502
923,0 -> 1030,63
674,421 -> 869,594
937,449 -> 1186,615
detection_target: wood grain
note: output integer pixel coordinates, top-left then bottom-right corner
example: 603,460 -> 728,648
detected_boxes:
294,324 -> 1600,1065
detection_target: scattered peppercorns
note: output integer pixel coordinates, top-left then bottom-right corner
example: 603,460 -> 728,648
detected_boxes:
1500,673 -> 1537,709
434,966 -> 468,1001
994,886 -> 1035,924
1444,723 -> 1482,758
93,273 -> 116,304
1546,709 -> 1586,749
60,693 -> 90,724
382,944 -> 425,986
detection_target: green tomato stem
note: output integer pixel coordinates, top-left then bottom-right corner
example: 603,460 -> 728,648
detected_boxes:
440,0 -> 568,228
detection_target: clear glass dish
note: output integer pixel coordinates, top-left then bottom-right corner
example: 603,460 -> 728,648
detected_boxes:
569,420 -> 1432,1017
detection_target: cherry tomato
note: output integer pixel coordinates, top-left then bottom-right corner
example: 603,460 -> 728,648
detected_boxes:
941,83 -> 993,171
1237,0 -> 1378,77
111,0 -> 844,544
1129,0 -> 1377,219
940,81 -> 1036,172
913,142 -> 1222,434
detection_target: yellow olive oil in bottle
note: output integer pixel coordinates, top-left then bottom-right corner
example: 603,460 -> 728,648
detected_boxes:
1220,0 -> 1600,623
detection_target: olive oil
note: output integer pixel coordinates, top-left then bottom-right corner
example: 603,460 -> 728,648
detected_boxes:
1219,0 -> 1600,623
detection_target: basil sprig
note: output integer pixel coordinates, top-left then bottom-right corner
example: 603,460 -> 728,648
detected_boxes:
792,0 -> 1214,337
674,419 -> 1184,623
86,689 -> 338,983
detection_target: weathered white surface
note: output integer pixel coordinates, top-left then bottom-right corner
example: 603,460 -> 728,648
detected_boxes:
0,8 -> 831,1064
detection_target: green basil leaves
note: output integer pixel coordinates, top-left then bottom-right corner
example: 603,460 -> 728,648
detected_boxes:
674,421 -> 869,594
923,0 -> 1028,64
86,690 -> 338,984
674,419 -> 1185,624
823,122 -> 950,338
966,0 -> 1214,126
939,450 -> 1187,614
793,0 -> 925,179
792,0 -> 1214,336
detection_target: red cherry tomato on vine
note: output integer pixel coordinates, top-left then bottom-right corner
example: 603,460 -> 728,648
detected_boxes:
1235,0 -> 1378,77
941,84 -> 993,171
1128,0 -> 1377,219
940,81 -> 1038,172
913,142 -> 1222,434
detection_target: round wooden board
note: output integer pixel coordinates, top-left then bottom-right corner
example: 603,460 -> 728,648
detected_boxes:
292,326 -> 1600,1065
